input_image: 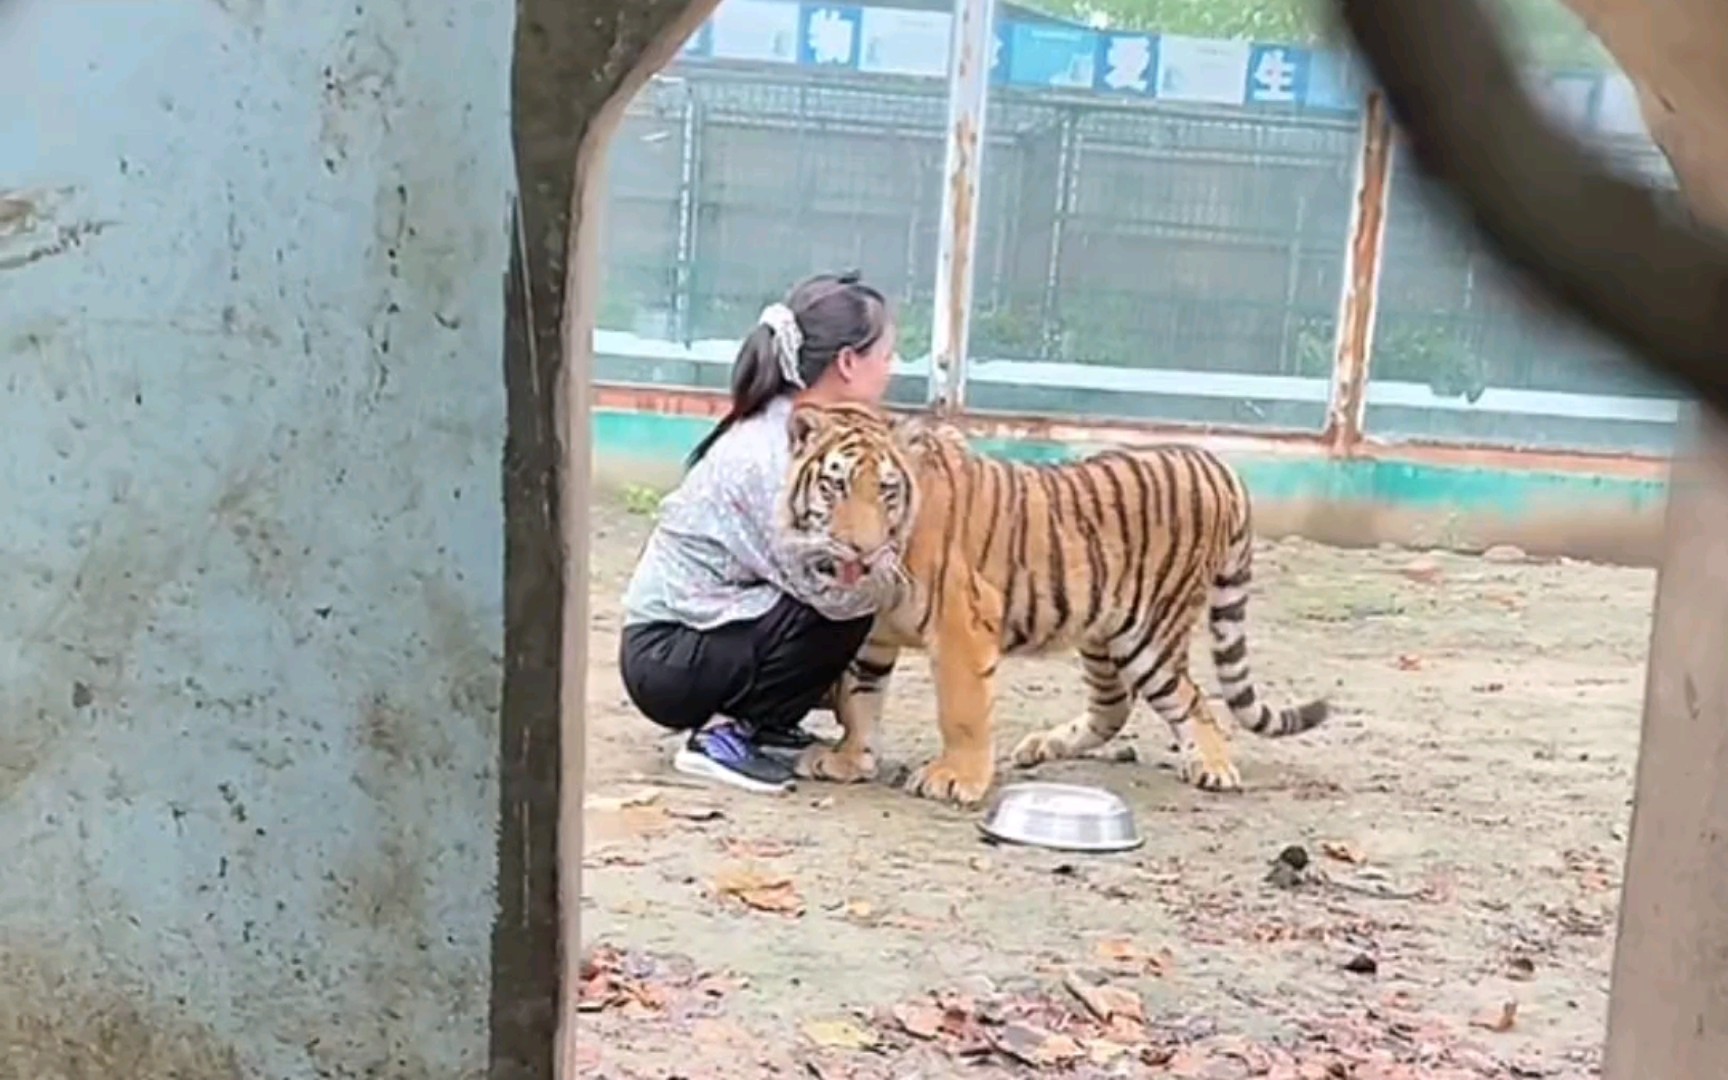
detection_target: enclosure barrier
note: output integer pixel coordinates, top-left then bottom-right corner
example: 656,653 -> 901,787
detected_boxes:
592,12 -> 1679,562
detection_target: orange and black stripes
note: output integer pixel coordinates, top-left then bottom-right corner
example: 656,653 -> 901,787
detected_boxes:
784,401 -> 1331,801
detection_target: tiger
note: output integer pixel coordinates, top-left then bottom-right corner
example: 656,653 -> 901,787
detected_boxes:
779,399 -> 1331,807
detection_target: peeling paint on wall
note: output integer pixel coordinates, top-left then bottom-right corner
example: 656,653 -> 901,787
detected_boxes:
0,187 -> 113,272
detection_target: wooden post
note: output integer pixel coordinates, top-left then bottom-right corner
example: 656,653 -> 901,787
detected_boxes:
1604,404 -> 1728,1077
494,3 -> 721,1079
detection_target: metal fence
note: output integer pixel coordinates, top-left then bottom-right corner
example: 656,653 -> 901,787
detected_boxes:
598,61 -> 1682,456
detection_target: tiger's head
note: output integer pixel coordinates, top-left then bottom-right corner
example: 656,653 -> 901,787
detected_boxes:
781,400 -> 918,595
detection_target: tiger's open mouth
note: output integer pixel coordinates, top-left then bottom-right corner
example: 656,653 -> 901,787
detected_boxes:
813,555 -> 865,586
809,542 -> 900,591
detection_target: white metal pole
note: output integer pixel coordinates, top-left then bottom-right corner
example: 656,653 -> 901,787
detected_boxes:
927,0 -> 995,412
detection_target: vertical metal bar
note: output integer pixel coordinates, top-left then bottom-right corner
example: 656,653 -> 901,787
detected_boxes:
673,81 -> 702,343
902,141 -> 925,305
1275,191 -> 1310,374
1039,107 -> 1078,361
1323,90 -> 1395,453
928,0 -> 996,413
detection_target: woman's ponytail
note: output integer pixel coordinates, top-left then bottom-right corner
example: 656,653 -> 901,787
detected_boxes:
684,271 -> 888,469
685,323 -> 790,467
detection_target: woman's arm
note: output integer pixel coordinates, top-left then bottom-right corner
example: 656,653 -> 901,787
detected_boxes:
718,449 -> 880,623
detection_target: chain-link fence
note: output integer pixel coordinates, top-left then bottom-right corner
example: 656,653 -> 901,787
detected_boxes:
598,61 -> 1681,455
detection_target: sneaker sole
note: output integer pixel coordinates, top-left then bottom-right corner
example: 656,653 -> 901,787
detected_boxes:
673,747 -> 795,795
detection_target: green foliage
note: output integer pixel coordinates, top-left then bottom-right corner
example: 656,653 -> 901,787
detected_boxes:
620,483 -> 667,517
1282,310 -> 1491,400
896,300 -> 933,361
974,305 -> 1048,356
1373,318 -> 1489,402
1027,0 -> 1611,69
1292,313 -> 1336,378
891,300 -> 1047,361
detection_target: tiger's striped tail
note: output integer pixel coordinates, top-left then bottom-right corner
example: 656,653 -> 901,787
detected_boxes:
1207,523 -> 1330,738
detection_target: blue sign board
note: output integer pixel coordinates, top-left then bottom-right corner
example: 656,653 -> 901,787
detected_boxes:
664,0 -> 1616,133
1094,32 -> 1158,97
1244,44 -> 1309,106
1007,23 -> 1097,90
798,4 -> 863,68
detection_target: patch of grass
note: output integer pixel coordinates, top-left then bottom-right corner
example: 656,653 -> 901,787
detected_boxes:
620,484 -> 667,517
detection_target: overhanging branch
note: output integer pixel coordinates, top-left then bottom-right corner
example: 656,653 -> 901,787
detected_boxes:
1330,0 -> 1728,411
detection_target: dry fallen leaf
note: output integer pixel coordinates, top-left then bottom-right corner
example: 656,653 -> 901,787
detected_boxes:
722,837 -> 793,859
801,1017 -> 877,1051
1093,938 -> 1174,975
1064,971 -> 1146,1024
1472,1000 -> 1519,1033
1103,1015 -> 1148,1046
713,867 -> 805,916
992,1023 -> 1083,1068
574,948 -> 669,1015
1321,840 -> 1367,865
891,1002 -> 945,1040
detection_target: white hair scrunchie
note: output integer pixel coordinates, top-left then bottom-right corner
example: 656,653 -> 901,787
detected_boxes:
758,302 -> 805,388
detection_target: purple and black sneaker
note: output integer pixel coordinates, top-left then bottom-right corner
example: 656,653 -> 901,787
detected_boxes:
673,720 -> 795,794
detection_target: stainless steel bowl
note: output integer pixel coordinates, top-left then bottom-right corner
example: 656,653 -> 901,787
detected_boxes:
976,781 -> 1144,853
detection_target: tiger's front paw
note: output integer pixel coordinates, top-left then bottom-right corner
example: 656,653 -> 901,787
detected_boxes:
1011,729 -> 1072,768
905,756 -> 994,806
1177,751 -> 1242,793
795,743 -> 878,784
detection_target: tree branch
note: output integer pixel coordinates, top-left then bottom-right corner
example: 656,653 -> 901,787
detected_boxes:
1329,0 -> 1728,410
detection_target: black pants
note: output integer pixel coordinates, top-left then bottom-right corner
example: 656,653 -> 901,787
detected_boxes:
620,595 -> 873,733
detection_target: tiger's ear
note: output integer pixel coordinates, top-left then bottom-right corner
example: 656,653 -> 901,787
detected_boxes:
888,410 -> 930,450
787,404 -> 831,456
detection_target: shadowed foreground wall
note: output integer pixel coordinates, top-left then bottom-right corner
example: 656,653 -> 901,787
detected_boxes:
0,1 -> 510,1075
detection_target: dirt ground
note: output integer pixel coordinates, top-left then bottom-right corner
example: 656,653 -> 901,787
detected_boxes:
577,489 -> 1651,1079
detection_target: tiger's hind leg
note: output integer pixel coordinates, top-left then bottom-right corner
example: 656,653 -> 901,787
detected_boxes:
1146,672 -> 1241,792
1011,646 -> 1132,767
1117,606 -> 1242,792
797,641 -> 898,785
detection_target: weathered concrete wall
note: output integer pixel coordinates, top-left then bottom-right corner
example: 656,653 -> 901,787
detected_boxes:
0,1 -> 510,1076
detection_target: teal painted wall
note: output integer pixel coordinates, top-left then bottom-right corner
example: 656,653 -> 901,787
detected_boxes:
593,408 -> 1666,519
